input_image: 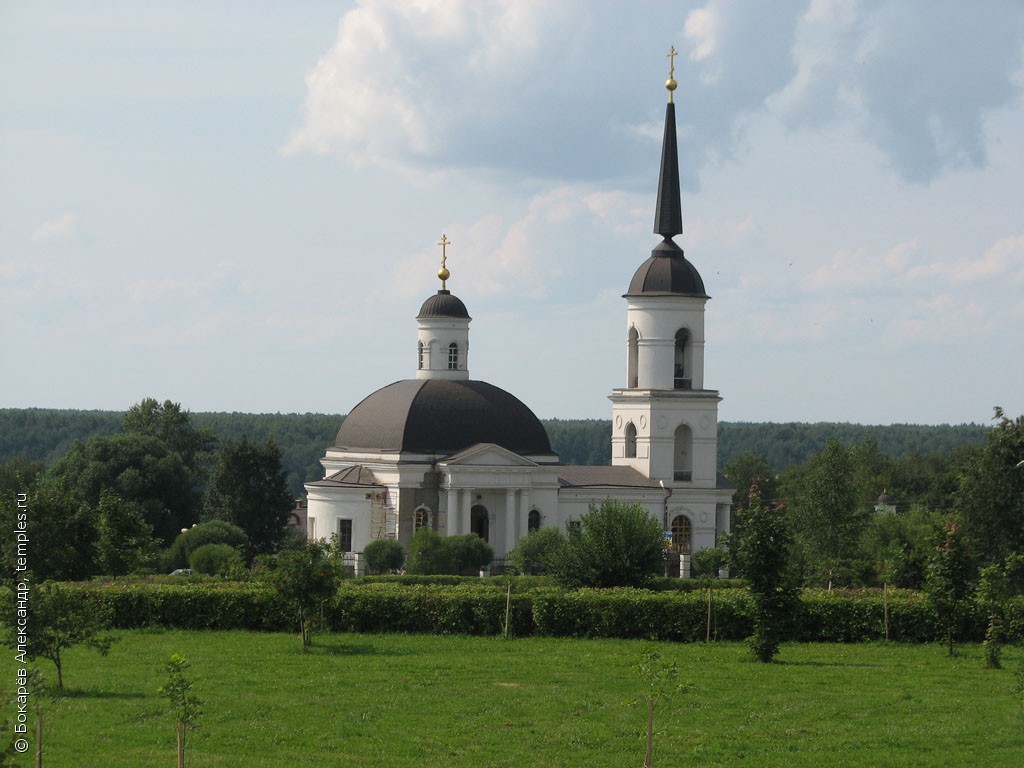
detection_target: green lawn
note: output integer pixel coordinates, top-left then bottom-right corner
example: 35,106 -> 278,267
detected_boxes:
6,631 -> 1022,767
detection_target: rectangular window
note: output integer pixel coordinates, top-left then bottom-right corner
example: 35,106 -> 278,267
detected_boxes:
337,519 -> 353,552
448,344 -> 459,370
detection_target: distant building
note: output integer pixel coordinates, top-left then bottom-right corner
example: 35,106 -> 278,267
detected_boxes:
305,59 -> 733,572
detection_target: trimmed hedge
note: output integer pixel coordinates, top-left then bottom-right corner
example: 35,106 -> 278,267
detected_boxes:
3,582 -> 1021,644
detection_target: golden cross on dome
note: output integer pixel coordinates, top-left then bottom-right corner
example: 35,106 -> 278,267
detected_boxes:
666,45 -> 678,103
437,233 -> 451,289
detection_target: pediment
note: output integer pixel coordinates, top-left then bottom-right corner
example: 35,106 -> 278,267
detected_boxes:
440,443 -> 539,468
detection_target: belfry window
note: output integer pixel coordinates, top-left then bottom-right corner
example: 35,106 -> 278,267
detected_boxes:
673,424 -> 693,482
674,329 -> 691,390
624,422 -> 637,459
418,341 -> 424,370
627,327 -> 639,388
448,342 -> 459,370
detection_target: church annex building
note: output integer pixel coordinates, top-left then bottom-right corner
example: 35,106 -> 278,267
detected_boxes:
304,64 -> 733,572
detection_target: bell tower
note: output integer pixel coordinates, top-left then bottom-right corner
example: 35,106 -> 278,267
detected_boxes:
416,234 -> 471,381
610,49 -> 722,491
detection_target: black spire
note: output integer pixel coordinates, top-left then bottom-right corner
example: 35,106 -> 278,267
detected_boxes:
653,101 -> 682,239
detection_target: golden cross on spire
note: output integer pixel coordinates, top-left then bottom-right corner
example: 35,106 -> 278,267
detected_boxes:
666,45 -> 678,103
436,233 -> 451,289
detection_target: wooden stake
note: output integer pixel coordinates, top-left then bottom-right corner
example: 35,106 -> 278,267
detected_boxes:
177,718 -> 185,768
883,582 -> 890,642
706,586 -> 713,643
35,707 -> 42,768
503,583 -> 512,638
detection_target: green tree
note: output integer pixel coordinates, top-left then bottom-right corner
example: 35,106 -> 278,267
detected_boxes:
204,437 -> 293,555
269,542 -> 340,647
47,433 -> 200,544
405,528 -> 455,575
123,397 -> 216,477
925,519 -> 974,657
975,554 -> 1021,669
860,504 -> 942,589
724,451 -> 778,515
95,488 -> 160,575
507,527 -> 566,575
730,483 -> 800,663
158,653 -> 202,768
635,645 -> 685,768
956,408 -> 1024,565
1,583 -> 114,689
551,500 -> 665,589
363,538 -> 405,574
782,439 -> 870,587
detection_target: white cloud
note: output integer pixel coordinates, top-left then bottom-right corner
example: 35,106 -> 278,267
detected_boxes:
30,211 -> 78,243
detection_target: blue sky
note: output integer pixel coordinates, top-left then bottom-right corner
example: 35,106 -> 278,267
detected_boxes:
2,0 -> 1022,426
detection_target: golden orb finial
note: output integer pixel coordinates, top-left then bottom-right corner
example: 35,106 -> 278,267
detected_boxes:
666,45 -> 678,103
437,233 -> 451,290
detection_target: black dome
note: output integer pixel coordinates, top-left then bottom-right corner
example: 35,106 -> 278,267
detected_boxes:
417,290 -> 470,319
627,239 -> 707,298
334,379 -> 553,456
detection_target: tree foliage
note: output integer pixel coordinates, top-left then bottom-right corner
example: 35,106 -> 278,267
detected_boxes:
1,583 -> 114,689
507,527 -> 566,575
163,520 -> 249,572
550,500 -> 665,589
189,543 -> 243,576
47,433 -> 200,544
730,483 -> 800,662
94,488 -> 160,576
925,519 -> 974,657
268,541 -> 340,647
123,398 -> 216,476
404,529 -> 494,575
956,407 -> 1024,565
203,437 -> 293,555
363,538 -> 405,574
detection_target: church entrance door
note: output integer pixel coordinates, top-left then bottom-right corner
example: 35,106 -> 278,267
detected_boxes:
470,505 -> 489,541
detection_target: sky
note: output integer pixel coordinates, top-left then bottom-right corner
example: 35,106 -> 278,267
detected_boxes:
2,0 -> 1023,426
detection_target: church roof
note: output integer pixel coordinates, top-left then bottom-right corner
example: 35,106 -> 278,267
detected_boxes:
334,379 -> 554,456
307,465 -> 382,488
417,290 -> 470,319
558,465 -> 663,488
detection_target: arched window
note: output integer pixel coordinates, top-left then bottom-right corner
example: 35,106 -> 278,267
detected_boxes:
674,424 -> 693,482
674,329 -> 690,389
417,341 -> 424,370
413,506 -> 429,532
448,342 -> 459,370
624,422 -> 638,459
528,509 -> 541,532
671,515 -> 692,554
470,504 -> 489,541
627,326 -> 639,388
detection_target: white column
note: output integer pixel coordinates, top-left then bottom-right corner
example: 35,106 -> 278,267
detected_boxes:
504,488 -> 517,554
519,488 -> 532,538
461,489 -> 473,535
446,488 -> 459,535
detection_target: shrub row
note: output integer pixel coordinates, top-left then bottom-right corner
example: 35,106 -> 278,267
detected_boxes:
7,583 -> 1022,644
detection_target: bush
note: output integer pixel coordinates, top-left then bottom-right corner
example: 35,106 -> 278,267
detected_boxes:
189,543 -> 243,576
363,538 -> 405,575
405,528 -> 454,575
445,534 -> 494,576
507,527 -> 566,575
692,547 -> 727,578
163,520 -> 249,572
551,501 -> 665,589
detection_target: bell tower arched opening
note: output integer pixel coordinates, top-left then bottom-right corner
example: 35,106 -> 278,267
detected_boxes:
674,328 -> 691,390
674,424 -> 692,482
627,326 -> 639,388
624,422 -> 638,458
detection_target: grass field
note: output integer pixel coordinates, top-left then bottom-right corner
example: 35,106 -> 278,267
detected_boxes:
5,630 -> 1022,767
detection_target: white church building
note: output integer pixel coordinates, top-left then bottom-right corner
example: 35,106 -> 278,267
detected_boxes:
305,65 -> 733,571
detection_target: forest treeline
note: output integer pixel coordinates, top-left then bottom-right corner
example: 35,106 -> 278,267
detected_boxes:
0,408 -> 988,497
